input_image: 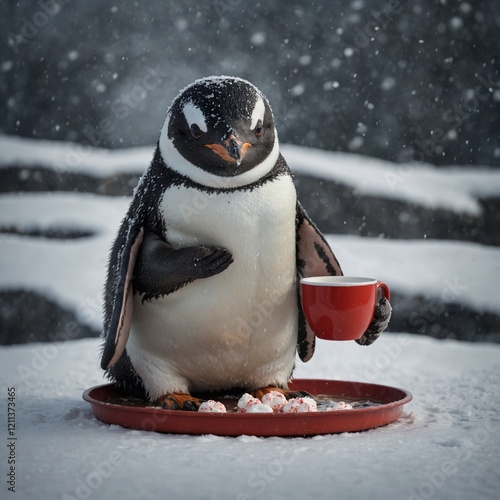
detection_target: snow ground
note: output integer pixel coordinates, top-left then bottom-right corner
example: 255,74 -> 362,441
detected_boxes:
0,335 -> 499,500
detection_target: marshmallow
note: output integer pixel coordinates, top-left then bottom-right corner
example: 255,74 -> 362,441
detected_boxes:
237,393 -> 261,413
300,397 -> 318,412
282,397 -> 318,413
261,391 -> 288,412
282,399 -> 301,413
246,403 -> 274,413
327,401 -> 353,411
198,400 -> 227,413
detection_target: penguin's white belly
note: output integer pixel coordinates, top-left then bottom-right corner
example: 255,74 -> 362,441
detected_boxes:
127,175 -> 298,399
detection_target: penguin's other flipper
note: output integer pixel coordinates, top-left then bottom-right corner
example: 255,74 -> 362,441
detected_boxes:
101,225 -> 144,370
132,231 -> 233,302
159,393 -> 202,411
296,201 -> 343,362
356,297 -> 392,346
296,201 -> 343,278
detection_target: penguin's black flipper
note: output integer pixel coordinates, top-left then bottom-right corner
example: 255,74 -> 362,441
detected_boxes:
295,201 -> 343,362
101,227 -> 234,370
101,223 -> 144,371
133,230 -> 233,301
295,201 -> 392,355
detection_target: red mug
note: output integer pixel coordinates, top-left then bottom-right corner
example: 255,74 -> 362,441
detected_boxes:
300,276 -> 390,341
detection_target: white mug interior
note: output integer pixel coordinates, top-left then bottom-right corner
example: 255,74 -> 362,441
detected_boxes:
300,276 -> 377,286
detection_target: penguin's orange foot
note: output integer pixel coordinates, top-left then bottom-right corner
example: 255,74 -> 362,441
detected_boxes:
251,386 -> 314,401
159,393 -> 201,411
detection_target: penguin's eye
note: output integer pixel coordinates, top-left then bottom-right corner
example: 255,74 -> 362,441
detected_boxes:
254,121 -> 264,138
190,124 -> 204,139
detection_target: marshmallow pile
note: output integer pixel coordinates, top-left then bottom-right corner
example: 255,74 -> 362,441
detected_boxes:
236,393 -> 274,413
261,391 -> 288,411
237,392 -> 318,413
197,392 -> 354,413
328,401 -> 353,411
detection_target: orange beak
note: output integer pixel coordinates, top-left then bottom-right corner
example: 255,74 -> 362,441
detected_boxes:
205,134 -> 252,164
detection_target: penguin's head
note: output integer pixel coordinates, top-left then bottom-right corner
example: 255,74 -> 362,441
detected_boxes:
159,76 -> 279,188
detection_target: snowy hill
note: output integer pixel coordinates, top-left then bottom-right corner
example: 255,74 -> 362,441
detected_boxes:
0,135 -> 499,343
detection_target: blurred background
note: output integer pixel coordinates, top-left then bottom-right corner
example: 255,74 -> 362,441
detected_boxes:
2,0 -> 499,165
1,0 -> 499,345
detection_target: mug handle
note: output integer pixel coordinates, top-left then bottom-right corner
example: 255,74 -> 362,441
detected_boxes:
376,281 -> 390,301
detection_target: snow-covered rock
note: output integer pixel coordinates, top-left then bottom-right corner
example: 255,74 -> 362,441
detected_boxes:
0,135 -> 498,343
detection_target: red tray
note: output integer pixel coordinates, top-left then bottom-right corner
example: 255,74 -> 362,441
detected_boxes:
83,379 -> 412,437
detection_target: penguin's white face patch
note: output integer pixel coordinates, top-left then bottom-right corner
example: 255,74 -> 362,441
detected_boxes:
250,95 -> 266,130
182,102 -> 207,132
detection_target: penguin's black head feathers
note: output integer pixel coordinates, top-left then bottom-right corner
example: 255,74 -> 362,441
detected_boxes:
162,76 -> 277,181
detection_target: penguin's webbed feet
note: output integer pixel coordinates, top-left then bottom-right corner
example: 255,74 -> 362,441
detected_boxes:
251,386 -> 314,401
159,393 -> 202,411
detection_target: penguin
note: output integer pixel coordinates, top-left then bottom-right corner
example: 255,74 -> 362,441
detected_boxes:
100,76 -> 391,410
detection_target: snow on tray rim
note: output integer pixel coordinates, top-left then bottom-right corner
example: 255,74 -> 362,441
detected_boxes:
2,134 -> 499,215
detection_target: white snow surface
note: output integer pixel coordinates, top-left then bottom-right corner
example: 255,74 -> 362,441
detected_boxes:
1,335 -> 499,500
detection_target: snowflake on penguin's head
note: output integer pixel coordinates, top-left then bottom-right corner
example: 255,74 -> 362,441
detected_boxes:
169,75 -> 271,123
